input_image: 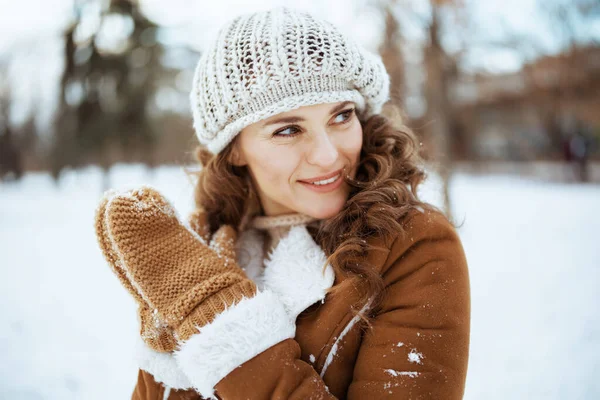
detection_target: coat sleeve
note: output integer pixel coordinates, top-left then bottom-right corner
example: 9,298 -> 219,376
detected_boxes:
173,210 -> 470,399
347,210 -> 471,398
172,288 -> 336,399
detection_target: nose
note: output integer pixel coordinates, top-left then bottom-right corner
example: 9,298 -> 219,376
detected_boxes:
306,130 -> 339,167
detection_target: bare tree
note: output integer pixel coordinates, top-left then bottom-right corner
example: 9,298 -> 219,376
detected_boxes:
51,0 -> 165,188
372,0 -> 466,217
423,1 -> 455,217
0,67 -> 23,181
421,0 -> 472,218
378,3 -> 406,109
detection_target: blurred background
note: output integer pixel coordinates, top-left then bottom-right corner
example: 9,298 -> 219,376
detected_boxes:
0,0 -> 599,399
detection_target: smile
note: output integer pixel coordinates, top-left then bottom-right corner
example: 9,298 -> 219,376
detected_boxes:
298,170 -> 345,193
310,174 -> 341,186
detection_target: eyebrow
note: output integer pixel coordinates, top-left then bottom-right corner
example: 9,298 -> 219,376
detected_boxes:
261,101 -> 354,128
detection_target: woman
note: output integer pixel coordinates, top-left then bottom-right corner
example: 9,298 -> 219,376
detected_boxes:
95,7 -> 470,399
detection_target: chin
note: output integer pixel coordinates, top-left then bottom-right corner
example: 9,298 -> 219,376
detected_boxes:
302,198 -> 347,220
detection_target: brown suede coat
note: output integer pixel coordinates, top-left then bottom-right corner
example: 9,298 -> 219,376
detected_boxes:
132,209 -> 470,399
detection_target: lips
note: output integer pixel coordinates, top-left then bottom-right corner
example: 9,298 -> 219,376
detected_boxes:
298,168 -> 344,184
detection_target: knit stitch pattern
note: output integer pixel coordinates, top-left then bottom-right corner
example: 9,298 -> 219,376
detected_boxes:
190,7 -> 390,154
95,186 -> 256,352
250,213 -> 318,231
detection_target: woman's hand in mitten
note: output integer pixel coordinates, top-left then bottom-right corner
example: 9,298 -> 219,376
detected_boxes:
94,186 -> 256,353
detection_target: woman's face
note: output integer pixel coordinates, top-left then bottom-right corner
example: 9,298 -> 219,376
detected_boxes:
234,101 -> 363,219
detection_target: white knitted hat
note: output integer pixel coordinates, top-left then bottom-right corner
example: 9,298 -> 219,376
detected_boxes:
190,7 -> 390,154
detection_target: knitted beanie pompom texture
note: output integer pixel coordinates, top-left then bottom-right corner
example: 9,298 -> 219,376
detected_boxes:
190,7 -> 390,154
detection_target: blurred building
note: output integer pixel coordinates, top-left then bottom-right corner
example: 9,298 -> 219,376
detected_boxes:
450,45 -> 600,161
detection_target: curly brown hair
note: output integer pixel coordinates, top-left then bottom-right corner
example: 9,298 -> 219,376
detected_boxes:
191,107 -> 437,315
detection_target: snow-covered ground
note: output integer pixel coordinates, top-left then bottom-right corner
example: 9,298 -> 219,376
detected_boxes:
1,164 -> 598,399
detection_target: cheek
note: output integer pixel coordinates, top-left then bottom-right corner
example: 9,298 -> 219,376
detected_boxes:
338,123 -> 363,163
246,146 -> 301,187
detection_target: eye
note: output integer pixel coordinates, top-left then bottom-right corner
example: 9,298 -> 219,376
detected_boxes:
271,108 -> 355,138
273,125 -> 301,138
334,108 -> 355,124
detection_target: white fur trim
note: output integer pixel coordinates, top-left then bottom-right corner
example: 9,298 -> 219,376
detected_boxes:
174,290 -> 295,399
133,336 -> 193,390
263,225 -> 335,318
235,228 -> 265,288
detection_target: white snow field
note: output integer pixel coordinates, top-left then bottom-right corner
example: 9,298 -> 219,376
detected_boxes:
1,164 -> 599,399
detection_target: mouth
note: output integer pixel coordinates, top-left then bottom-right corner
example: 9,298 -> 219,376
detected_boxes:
298,169 -> 344,185
297,168 -> 345,193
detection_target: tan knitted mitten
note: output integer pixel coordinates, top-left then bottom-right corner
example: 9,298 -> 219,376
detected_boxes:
94,186 -> 257,353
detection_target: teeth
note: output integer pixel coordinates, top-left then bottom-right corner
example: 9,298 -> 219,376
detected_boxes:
311,174 -> 340,186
